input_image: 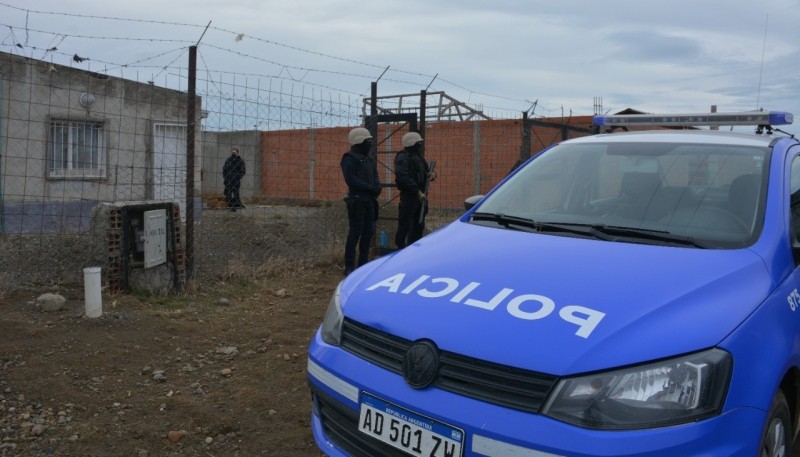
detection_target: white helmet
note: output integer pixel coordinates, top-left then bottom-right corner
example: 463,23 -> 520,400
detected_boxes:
402,132 -> 423,148
348,127 -> 373,145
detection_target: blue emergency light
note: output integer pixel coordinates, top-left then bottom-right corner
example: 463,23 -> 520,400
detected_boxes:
593,111 -> 793,128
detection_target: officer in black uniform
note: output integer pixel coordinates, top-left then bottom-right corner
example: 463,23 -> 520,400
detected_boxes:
341,127 -> 382,275
222,147 -> 246,212
394,131 -> 433,249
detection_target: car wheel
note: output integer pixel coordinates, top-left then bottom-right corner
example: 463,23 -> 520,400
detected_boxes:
760,390 -> 791,457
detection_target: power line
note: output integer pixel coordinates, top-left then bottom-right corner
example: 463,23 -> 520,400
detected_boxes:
0,22 -> 195,44
0,1 -> 549,114
150,47 -> 189,82
200,43 -> 424,88
0,2 -> 422,78
0,1 -> 204,29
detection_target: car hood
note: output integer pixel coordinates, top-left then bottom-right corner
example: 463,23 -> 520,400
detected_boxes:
341,221 -> 774,376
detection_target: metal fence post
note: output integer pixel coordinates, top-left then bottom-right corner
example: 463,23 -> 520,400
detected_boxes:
0,73 -> 4,233
309,126 -> 315,199
472,121 -> 481,195
186,45 -> 197,281
521,111 -> 531,161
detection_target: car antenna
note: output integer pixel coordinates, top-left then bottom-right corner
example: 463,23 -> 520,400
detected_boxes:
755,14 -> 768,111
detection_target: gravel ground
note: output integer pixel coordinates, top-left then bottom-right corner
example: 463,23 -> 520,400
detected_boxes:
0,263 -> 341,457
0,202 -> 464,457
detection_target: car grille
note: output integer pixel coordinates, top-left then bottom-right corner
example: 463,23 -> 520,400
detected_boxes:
341,318 -> 558,413
313,386 -> 410,457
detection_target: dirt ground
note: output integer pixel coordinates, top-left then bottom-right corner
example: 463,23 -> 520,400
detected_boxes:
5,266 -> 800,457
0,263 -> 343,457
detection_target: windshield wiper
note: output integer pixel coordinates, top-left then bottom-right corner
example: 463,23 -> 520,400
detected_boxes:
470,213 -> 707,247
543,222 -> 708,248
587,225 -> 708,248
470,212 -> 539,232
471,213 -> 603,238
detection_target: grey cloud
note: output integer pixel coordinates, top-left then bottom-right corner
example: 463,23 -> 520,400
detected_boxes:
607,31 -> 706,63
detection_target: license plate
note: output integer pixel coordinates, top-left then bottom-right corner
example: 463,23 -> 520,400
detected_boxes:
358,393 -> 464,457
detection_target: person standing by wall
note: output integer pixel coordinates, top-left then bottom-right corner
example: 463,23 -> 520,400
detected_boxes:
222,147 -> 246,212
394,131 -> 434,249
341,127 -> 382,276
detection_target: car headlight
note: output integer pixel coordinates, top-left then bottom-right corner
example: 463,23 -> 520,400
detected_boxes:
320,281 -> 344,346
542,348 -> 732,430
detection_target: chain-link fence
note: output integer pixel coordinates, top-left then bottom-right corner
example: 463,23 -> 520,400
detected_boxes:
0,50 -> 594,292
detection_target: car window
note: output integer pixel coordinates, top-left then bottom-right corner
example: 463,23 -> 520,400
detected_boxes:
474,141 -> 769,248
789,153 -> 800,253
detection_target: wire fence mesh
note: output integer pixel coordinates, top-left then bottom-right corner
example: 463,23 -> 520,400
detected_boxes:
0,50 -> 594,292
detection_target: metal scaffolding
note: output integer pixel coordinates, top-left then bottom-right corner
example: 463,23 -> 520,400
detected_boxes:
363,91 -> 491,122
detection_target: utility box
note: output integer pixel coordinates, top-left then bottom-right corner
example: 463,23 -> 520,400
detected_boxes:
116,202 -> 183,293
144,209 -> 167,269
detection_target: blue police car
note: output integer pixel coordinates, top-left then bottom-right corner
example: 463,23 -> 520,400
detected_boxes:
308,111 -> 799,456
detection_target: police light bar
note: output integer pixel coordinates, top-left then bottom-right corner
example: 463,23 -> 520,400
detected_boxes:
593,111 -> 793,128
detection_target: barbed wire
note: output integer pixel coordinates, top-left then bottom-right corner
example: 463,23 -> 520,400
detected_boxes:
0,1 -> 426,77
0,1 -> 204,29
192,55 -> 366,98
0,22 -> 195,45
0,1 -> 554,115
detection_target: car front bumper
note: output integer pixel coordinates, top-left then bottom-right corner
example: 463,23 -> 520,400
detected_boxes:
308,332 -> 765,457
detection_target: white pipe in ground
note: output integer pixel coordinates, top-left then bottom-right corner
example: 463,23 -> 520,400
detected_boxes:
83,267 -> 102,318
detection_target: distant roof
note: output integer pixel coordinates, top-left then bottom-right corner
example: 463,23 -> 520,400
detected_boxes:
614,108 -> 648,115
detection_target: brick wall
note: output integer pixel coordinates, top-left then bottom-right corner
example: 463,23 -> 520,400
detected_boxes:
259,116 -> 593,210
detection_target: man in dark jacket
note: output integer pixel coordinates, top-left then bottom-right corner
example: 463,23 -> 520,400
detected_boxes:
394,131 -> 433,249
222,147 -> 246,212
341,127 -> 382,275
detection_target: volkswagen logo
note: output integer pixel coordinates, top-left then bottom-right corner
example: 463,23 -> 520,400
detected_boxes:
402,340 -> 440,389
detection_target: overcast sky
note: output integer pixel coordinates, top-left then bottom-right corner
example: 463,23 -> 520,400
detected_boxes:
1,0 -> 798,134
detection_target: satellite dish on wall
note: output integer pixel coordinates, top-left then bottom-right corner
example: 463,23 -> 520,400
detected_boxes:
79,93 -> 96,108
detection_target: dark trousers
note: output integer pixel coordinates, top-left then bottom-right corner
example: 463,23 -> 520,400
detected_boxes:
344,200 -> 376,273
224,179 -> 242,208
395,196 -> 425,249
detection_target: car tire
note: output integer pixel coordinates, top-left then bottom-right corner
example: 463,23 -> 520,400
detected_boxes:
760,389 -> 792,457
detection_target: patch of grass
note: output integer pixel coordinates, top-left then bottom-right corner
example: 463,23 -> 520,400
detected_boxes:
128,288 -> 197,308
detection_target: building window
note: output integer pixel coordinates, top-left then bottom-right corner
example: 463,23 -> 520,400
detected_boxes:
49,120 -> 106,178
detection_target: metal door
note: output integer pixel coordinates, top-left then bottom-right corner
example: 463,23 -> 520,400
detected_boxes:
153,123 -> 186,219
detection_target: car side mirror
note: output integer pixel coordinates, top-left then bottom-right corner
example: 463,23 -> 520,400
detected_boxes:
464,195 -> 484,211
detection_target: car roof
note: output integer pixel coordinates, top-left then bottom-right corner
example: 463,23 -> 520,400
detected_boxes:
568,130 -> 779,147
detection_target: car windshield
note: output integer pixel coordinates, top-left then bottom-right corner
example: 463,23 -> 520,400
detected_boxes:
472,140 -> 770,249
